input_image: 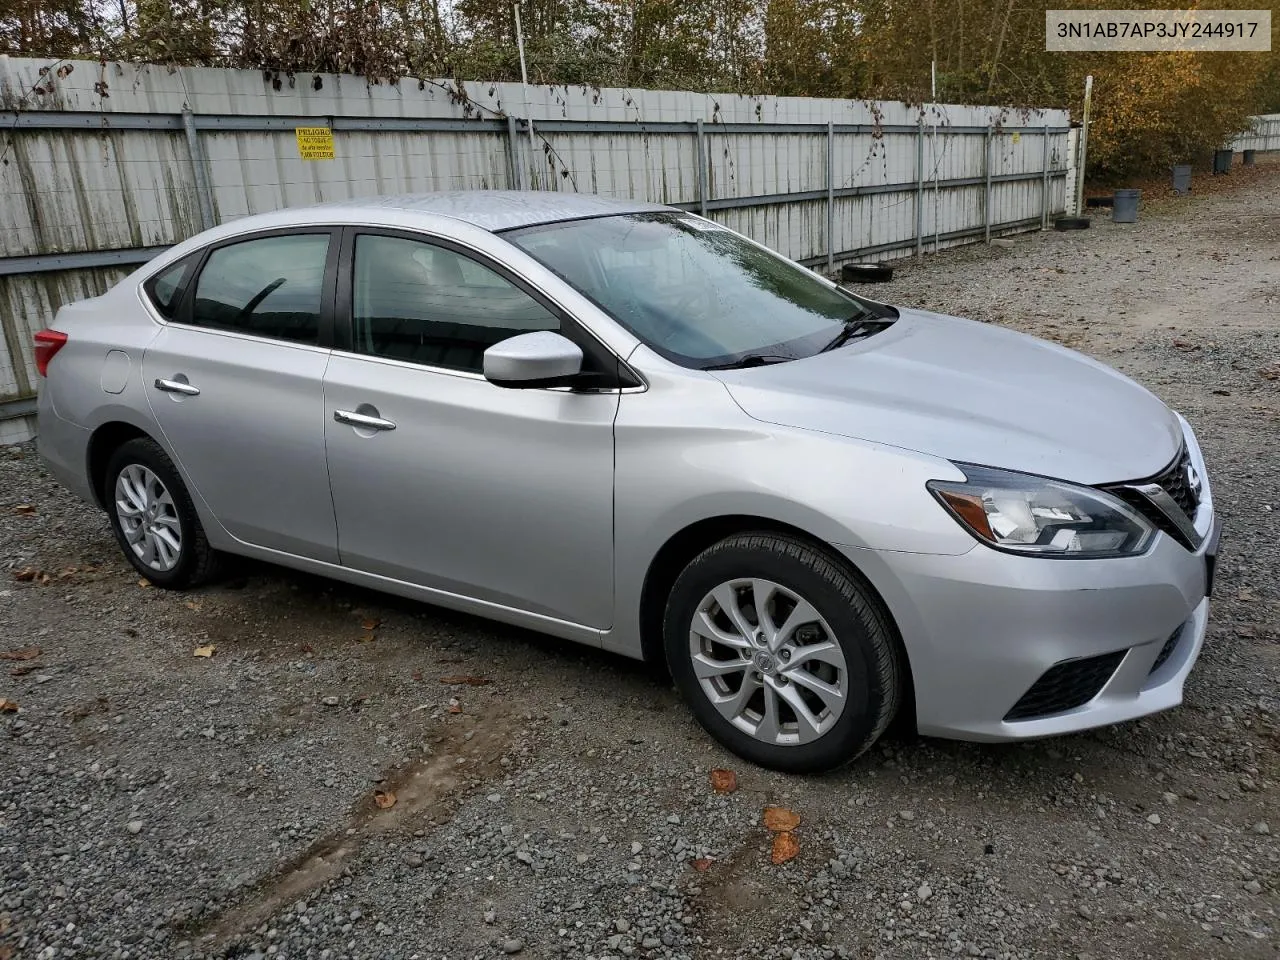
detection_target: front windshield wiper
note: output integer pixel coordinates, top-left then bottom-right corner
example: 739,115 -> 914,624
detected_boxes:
702,353 -> 795,371
820,315 -> 895,353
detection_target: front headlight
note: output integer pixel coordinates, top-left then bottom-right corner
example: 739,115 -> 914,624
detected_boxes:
928,464 -> 1155,558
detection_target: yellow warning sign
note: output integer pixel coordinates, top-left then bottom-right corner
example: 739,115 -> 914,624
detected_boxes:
295,126 -> 335,161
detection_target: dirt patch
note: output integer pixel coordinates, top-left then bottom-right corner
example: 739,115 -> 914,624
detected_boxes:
195,706 -> 519,946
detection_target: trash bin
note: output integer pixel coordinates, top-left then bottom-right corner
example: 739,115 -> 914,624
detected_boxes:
1213,149 -> 1233,174
1171,164 -> 1192,194
1112,188 -> 1141,223
1243,149 -> 1257,166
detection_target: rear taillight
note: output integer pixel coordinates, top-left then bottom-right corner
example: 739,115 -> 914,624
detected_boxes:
34,329 -> 68,377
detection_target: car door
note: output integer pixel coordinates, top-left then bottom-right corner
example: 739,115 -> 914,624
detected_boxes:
141,228 -> 341,562
322,229 -> 619,629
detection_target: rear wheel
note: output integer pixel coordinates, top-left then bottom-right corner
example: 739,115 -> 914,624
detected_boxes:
664,533 -> 902,773
104,438 -> 222,589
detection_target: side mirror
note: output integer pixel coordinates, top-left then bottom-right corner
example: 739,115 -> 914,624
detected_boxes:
483,331 -> 584,388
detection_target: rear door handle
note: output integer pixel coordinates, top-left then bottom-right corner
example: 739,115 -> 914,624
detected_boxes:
154,377 -> 200,396
334,409 -> 397,431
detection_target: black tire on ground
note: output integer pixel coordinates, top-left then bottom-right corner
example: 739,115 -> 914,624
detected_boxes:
663,533 -> 903,774
103,437 -> 223,589
1054,216 -> 1091,231
840,263 -> 894,283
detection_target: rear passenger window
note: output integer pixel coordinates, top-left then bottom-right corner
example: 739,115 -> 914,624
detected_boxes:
144,255 -> 197,319
351,234 -> 559,372
189,234 -> 330,344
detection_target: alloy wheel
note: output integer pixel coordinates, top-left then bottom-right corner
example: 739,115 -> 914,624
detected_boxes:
114,464 -> 183,572
687,578 -> 849,746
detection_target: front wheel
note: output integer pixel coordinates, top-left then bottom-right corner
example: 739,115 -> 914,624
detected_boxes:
664,533 -> 902,773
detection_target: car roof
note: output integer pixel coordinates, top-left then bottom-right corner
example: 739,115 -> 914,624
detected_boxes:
138,191 -> 680,276
312,191 -> 672,232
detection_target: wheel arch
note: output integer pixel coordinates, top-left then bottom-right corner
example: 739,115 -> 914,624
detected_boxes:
86,420 -> 154,508
638,515 -> 916,715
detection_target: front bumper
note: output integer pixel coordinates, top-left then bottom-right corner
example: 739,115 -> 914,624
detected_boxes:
841,419 -> 1218,742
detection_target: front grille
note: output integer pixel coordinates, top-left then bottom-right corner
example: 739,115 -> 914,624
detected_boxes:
1105,446 -> 1201,549
1148,624 -> 1184,676
1004,651 -> 1126,722
1154,447 -> 1200,517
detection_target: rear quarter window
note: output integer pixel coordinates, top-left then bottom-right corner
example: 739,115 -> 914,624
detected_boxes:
143,255 -> 198,319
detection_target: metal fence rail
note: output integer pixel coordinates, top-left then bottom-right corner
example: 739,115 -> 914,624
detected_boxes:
0,56 -> 1075,442
1230,113 -> 1280,153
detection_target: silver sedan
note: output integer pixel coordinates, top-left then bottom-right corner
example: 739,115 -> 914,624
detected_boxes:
34,192 -> 1221,772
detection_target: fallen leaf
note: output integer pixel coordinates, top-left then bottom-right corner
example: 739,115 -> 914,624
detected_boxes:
447,703 -> 463,714
357,632 -> 376,643
771,830 -> 800,865
12,568 -> 40,582
361,617 -> 381,631
12,504 -> 35,515
763,806 -> 801,832
691,858 -> 713,872
0,941 -> 13,960
411,669 -> 423,681
0,646 -> 40,661
440,675 -> 491,686
1212,389 -> 1231,396
299,643 -> 314,654
193,645 -> 216,658
373,789 -> 397,809
137,578 -> 152,588
9,665 -> 37,677
1260,366 -> 1280,381
1171,338 -> 1200,351
184,600 -> 202,611
710,769 -> 737,793
0,699 -> 18,713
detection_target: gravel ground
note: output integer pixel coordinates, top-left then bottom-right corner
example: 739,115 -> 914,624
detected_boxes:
2,160 -> 1278,960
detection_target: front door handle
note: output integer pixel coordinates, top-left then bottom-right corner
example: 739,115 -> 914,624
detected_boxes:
334,409 -> 397,431
154,377 -> 200,396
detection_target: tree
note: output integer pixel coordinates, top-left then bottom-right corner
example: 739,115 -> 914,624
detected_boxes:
2,0 -> 1275,179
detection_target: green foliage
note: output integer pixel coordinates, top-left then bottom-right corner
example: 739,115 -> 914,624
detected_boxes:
1,0 -> 1275,178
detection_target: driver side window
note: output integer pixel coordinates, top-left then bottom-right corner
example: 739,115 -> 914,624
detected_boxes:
189,233 -> 331,344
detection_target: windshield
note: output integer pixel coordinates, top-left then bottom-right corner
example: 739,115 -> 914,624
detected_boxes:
504,212 -> 893,369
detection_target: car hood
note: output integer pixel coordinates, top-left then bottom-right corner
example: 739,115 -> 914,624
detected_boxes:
713,308 -> 1182,485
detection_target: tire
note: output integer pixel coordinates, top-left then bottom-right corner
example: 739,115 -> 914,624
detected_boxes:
1054,216 -> 1091,231
841,263 -> 894,283
103,437 -> 222,589
664,533 -> 902,773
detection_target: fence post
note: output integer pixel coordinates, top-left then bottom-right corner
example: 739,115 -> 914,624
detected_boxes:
933,122 -> 941,253
826,120 -> 835,273
181,107 -> 216,232
695,118 -> 708,217
506,115 -> 525,190
1041,122 -> 1051,228
984,126 -> 993,243
915,117 -> 924,258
